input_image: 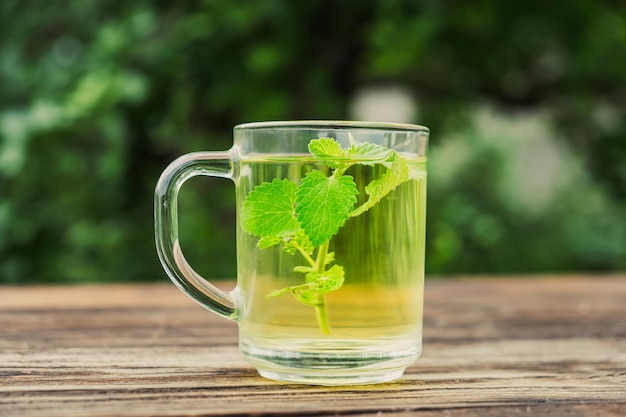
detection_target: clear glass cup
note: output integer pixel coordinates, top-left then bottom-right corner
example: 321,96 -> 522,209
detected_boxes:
155,120 -> 429,385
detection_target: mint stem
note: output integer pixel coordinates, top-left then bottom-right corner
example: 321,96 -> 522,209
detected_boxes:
333,162 -> 356,178
314,302 -> 331,335
295,243 -> 316,267
316,241 -> 330,272
313,240 -> 331,334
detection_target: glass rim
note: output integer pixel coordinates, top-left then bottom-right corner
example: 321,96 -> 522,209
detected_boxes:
235,120 -> 429,133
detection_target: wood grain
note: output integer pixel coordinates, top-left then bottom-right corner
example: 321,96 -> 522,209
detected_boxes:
1,275 -> 625,416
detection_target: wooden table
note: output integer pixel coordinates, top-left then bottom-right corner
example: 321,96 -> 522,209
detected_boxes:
2,275 -> 625,416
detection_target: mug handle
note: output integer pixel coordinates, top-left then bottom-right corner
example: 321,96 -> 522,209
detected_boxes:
154,149 -> 237,320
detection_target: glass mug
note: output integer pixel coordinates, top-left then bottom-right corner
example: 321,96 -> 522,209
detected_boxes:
155,121 -> 429,385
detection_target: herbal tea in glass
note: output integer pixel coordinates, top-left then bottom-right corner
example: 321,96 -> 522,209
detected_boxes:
155,122 -> 428,385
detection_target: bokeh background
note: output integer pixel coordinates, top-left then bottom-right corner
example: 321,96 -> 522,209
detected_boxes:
1,1 -> 625,284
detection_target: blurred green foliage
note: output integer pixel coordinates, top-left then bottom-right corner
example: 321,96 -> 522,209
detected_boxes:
1,0 -> 624,284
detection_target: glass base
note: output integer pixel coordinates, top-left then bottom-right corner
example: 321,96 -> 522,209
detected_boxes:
257,367 -> 406,386
241,340 -> 420,386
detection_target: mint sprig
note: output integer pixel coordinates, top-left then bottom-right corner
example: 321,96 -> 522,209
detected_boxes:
241,137 -> 410,334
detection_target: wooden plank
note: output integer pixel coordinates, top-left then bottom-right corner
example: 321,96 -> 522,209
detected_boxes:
1,276 -> 625,416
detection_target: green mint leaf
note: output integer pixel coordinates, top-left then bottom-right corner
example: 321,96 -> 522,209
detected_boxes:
365,151 -> 409,201
257,235 -> 284,249
350,151 -> 410,217
241,178 -> 300,238
282,230 -> 314,255
308,137 -> 346,168
295,170 -> 358,246
347,142 -> 392,165
266,281 -> 320,305
274,264 -> 345,306
294,265 -> 316,274
267,285 -> 304,298
324,251 -> 335,265
309,137 -> 345,158
304,264 -> 344,292
293,289 -> 324,306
